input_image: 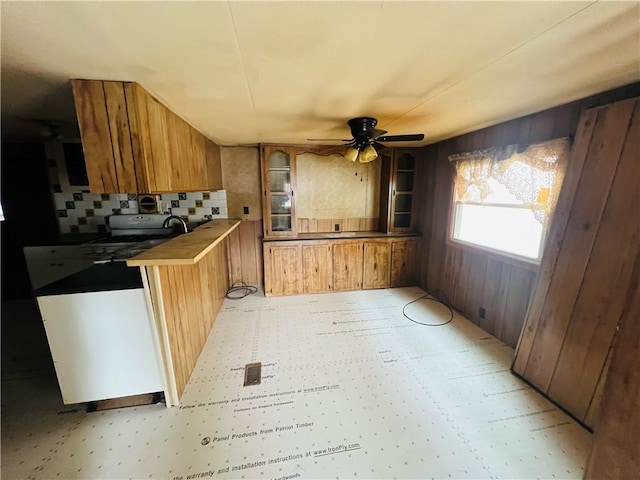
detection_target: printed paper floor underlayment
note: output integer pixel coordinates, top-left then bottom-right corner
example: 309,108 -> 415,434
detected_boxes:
1,287 -> 592,479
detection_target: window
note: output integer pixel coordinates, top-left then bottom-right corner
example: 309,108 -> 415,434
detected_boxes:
47,139 -> 90,192
448,138 -> 570,263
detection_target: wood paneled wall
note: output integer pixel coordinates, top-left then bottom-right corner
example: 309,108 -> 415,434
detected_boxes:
512,97 -> 639,427
297,217 -> 379,233
227,220 -> 263,287
415,82 -> 640,348
584,250 -> 640,478
149,237 -> 230,402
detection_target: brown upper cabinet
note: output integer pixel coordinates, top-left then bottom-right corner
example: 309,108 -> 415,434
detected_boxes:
379,149 -> 418,233
72,79 -> 223,194
261,145 -> 297,237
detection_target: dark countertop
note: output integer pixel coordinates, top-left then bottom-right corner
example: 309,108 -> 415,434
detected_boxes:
34,262 -> 143,296
24,233 -> 109,246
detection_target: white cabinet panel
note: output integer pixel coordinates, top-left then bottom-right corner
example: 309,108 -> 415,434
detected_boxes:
37,289 -> 163,404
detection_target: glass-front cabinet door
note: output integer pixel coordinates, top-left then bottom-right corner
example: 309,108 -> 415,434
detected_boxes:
391,151 -> 416,231
262,146 -> 297,237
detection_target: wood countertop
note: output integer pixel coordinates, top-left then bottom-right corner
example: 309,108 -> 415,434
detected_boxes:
126,219 -> 241,267
264,231 -> 421,242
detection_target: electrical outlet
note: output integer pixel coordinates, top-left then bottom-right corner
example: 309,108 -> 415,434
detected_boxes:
243,206 -> 249,215
479,307 -> 486,319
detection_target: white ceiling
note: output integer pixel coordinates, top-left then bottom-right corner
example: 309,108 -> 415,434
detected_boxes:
2,1 -> 639,145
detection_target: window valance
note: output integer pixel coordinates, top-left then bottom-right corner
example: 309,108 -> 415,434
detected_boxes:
448,137 -> 570,227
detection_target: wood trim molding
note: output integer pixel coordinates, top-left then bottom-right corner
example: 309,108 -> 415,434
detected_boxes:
145,265 -> 179,406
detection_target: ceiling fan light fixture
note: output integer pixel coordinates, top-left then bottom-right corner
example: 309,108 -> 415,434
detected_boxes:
344,147 -> 359,162
358,144 -> 378,163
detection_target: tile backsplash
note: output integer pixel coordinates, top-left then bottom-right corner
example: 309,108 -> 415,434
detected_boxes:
52,191 -> 228,234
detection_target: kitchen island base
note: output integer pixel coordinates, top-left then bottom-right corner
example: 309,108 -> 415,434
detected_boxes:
129,219 -> 240,405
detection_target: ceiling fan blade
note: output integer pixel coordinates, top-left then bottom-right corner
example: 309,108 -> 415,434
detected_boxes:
367,128 -> 388,139
377,133 -> 425,142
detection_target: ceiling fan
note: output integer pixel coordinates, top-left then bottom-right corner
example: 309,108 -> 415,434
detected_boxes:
308,117 -> 424,163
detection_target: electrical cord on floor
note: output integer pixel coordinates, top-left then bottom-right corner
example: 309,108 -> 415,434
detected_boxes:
225,281 -> 258,300
402,290 -> 454,327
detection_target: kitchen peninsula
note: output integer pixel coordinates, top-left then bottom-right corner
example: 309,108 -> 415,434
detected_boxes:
127,219 -> 241,406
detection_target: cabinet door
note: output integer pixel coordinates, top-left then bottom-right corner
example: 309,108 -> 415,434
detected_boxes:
72,80 -> 120,193
303,245 -> 333,293
204,138 -> 223,191
363,242 -> 390,289
123,82 -> 151,192
103,81 -> 138,193
165,109 -> 192,192
333,242 -> 363,291
378,152 -> 393,233
391,240 -> 419,287
390,151 -> 416,232
266,245 -> 302,296
262,146 -> 297,237
143,92 -> 172,192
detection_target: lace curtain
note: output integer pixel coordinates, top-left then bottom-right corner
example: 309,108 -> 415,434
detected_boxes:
448,137 -> 570,226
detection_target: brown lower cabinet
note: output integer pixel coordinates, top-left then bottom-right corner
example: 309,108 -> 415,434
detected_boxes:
333,243 -> 364,291
391,239 -> 419,287
302,245 -> 333,293
263,245 -> 303,296
363,242 -> 391,289
263,237 -> 419,296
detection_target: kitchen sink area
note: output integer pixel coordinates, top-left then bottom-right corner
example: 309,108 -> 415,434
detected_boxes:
107,236 -> 181,262
81,214 -> 192,263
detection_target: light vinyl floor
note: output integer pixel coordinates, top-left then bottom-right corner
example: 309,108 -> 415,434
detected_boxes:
1,287 -> 592,479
